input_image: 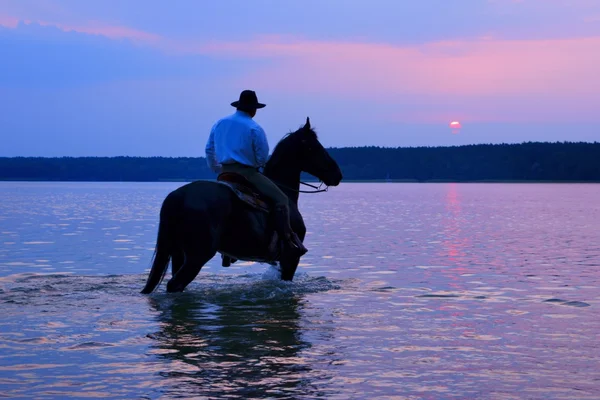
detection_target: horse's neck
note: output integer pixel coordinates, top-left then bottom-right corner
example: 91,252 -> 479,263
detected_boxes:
264,159 -> 301,204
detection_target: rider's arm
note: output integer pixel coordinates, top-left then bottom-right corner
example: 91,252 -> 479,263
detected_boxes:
251,126 -> 269,168
205,123 -> 221,174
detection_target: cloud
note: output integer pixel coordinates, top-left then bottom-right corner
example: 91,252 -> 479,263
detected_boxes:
34,19 -> 161,42
0,15 -> 160,42
6,0 -> 600,45
0,15 -> 18,28
190,35 -> 600,123
1,1 -> 599,137
0,20 -> 252,88
196,35 -> 600,96
2,13 -> 598,125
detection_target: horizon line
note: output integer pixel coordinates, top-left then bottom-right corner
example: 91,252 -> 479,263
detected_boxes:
1,140 -> 599,158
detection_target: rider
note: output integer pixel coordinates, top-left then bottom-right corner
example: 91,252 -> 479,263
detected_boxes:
205,89 -> 308,259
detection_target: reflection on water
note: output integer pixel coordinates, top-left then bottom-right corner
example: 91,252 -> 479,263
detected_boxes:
0,272 -> 338,398
0,182 -> 599,399
442,182 -> 470,264
146,289 -> 321,398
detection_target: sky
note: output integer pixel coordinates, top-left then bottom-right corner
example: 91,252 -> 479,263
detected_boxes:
1,0 -> 599,156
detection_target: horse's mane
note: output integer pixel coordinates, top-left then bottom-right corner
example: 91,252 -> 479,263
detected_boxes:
269,125 -> 318,161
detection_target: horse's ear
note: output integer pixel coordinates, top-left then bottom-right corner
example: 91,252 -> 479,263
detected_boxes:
305,117 -> 311,129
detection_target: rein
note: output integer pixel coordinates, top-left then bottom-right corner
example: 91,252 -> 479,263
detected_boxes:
299,181 -> 329,193
274,179 -> 328,194
258,167 -> 329,194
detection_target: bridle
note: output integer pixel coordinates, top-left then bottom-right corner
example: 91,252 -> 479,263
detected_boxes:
258,151 -> 331,194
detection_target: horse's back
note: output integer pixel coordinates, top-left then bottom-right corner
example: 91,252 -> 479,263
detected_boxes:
158,180 -> 230,222
169,179 -> 266,225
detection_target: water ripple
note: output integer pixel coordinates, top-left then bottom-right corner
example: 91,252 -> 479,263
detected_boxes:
0,182 -> 599,399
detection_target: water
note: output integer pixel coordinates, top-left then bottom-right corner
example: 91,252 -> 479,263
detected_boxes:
0,181 -> 599,399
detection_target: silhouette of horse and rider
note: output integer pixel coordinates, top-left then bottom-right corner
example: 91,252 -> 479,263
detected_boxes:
142,90 -> 343,293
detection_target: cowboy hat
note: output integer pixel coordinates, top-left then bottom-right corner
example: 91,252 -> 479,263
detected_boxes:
231,90 -> 266,109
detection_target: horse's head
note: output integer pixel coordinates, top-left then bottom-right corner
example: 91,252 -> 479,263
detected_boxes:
265,117 -> 342,188
291,117 -> 342,187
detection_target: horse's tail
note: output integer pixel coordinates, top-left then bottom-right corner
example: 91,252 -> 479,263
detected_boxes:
140,191 -> 181,294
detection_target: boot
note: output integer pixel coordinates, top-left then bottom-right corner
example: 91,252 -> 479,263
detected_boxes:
274,205 -> 308,259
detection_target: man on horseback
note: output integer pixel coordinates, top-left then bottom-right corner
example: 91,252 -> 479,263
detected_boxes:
205,89 -> 308,259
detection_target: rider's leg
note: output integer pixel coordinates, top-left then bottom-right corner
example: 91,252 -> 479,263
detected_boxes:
221,163 -> 307,257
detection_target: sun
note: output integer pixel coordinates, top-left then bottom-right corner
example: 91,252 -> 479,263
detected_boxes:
449,121 -> 462,134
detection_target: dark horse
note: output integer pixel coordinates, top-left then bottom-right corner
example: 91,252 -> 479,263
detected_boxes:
141,117 -> 343,293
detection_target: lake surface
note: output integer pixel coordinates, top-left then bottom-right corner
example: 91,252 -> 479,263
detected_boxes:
0,181 -> 599,399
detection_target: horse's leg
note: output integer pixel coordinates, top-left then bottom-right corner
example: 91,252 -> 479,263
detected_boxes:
168,253 -> 214,292
280,256 -> 300,281
221,254 -> 238,267
166,246 -> 216,292
280,207 -> 306,281
171,249 -> 184,276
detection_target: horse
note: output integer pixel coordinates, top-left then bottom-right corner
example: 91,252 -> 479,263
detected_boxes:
141,117 -> 343,293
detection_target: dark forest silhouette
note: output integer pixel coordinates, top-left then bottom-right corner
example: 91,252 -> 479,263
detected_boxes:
1,142 -> 599,182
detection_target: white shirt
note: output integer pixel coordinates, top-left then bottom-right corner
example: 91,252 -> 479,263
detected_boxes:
205,110 -> 270,173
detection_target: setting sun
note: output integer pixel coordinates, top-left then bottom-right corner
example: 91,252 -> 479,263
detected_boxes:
449,121 -> 462,134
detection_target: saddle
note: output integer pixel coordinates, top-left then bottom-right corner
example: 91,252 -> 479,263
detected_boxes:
216,172 -> 279,267
216,172 -> 270,213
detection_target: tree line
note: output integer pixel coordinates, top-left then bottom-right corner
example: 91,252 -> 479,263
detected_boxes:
1,142 -> 599,182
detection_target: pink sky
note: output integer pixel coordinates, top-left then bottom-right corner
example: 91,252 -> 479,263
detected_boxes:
1,0 -> 599,155
195,35 -> 600,123
3,15 -> 598,123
